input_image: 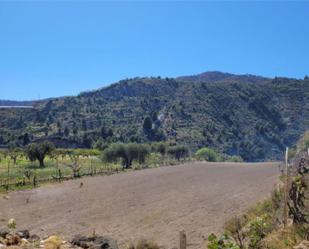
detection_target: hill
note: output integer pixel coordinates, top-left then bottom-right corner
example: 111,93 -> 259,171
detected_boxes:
0,71 -> 308,161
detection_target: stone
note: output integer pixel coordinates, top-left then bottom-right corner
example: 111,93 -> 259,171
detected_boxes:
28,234 -> 40,242
0,228 -> 9,238
16,229 -> 30,239
5,233 -> 21,246
72,235 -> 119,249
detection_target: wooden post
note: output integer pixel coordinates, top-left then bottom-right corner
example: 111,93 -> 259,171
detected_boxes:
6,160 -> 10,192
283,147 -> 289,228
33,176 -> 37,188
58,169 -> 62,181
179,230 -> 186,249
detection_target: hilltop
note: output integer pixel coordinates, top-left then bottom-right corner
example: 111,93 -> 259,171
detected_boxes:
0,71 -> 308,161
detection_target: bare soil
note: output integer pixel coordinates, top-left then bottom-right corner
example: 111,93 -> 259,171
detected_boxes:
0,162 -> 280,248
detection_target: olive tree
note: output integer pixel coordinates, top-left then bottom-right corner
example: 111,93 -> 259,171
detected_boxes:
26,141 -> 55,167
102,143 -> 149,169
167,145 -> 189,161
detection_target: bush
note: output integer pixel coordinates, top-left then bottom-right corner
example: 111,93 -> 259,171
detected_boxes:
195,147 -> 220,162
166,145 -> 189,161
102,143 -> 150,169
248,215 -> 271,249
225,216 -> 247,248
151,142 -> 167,157
227,155 -> 244,163
207,233 -> 240,249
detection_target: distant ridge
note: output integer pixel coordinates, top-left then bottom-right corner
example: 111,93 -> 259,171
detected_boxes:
0,100 -> 34,107
0,71 -> 308,161
0,106 -> 34,109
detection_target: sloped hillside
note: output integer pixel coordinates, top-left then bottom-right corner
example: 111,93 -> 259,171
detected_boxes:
0,71 -> 308,161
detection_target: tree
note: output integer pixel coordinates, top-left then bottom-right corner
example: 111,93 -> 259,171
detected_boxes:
195,147 -> 220,162
304,75 -> 309,81
65,151 -> 82,178
151,111 -> 158,121
26,141 -> 55,167
22,133 -> 30,146
143,116 -> 152,130
102,143 -> 150,169
8,147 -> 22,165
167,145 -> 189,161
64,127 -> 70,137
155,142 -> 167,157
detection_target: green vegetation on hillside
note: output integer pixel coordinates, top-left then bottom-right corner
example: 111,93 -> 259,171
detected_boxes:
0,72 -> 308,161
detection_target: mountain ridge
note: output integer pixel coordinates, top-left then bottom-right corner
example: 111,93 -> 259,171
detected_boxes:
0,71 -> 300,103
0,71 -> 308,161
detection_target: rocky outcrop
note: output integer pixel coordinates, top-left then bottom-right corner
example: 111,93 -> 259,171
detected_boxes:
71,235 -> 119,249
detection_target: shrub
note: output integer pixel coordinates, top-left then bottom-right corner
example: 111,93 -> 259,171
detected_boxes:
166,145 -> 189,161
7,218 -> 16,230
195,147 -> 220,162
225,216 -> 247,249
207,233 -> 240,249
102,143 -> 150,169
227,155 -> 244,163
151,142 -> 167,157
44,235 -> 62,249
248,215 -> 271,249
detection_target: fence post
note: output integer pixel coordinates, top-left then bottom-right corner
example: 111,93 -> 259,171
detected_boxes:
284,147 -> 289,228
33,176 -> 37,188
179,230 -> 186,249
58,169 -> 62,181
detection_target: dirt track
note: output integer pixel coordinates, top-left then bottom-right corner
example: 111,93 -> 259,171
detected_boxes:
0,162 -> 280,248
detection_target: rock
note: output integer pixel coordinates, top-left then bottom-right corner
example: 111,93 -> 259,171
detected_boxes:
294,240 -> 309,249
20,238 -> 29,247
29,234 -> 40,242
16,229 -> 30,239
72,235 -> 118,249
0,244 -> 5,249
0,228 -> 9,238
5,233 -> 21,246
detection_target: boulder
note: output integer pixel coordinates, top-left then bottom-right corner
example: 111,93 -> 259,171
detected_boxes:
16,230 -> 30,239
28,234 -> 40,242
5,233 -> 21,246
72,235 -> 118,249
0,228 -> 9,238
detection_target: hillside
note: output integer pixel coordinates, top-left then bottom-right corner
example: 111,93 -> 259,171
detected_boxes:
0,100 -> 34,107
0,71 -> 308,161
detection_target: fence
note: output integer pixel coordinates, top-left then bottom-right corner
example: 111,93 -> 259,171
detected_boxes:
0,160 -> 122,191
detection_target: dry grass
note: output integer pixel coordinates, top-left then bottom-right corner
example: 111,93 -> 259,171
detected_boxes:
126,239 -> 160,249
44,236 -> 62,249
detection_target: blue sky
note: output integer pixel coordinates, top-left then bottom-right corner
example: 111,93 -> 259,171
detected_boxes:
0,1 -> 308,100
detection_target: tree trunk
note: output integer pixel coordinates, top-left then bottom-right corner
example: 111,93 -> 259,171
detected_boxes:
39,158 -> 45,168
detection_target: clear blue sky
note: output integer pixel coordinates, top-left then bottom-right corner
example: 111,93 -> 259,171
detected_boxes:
1,1 -> 308,100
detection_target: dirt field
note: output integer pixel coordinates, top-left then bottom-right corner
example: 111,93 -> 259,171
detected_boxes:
0,162 -> 280,248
